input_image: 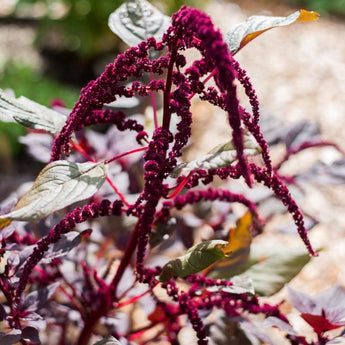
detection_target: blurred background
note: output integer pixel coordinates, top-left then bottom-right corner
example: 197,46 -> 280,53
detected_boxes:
0,0 -> 345,296
0,0 -> 344,164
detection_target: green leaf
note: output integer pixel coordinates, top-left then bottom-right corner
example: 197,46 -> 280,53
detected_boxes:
0,89 -> 67,134
171,133 -> 260,177
108,0 -> 171,47
0,161 -> 107,222
226,9 -> 320,55
240,244 -> 312,296
159,240 -> 230,282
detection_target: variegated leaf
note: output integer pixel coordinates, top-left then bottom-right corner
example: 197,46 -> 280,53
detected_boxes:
226,9 -> 319,55
108,0 -> 171,47
0,161 -> 107,222
0,89 -> 67,134
171,133 -> 260,177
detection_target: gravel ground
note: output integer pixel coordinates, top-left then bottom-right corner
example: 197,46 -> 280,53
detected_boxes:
202,2 -> 345,339
205,0 -> 345,287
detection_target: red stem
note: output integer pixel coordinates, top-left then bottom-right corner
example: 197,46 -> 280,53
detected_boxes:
76,221 -> 141,345
150,71 -> 159,129
275,141 -> 343,170
162,46 -> 177,131
110,221 -> 140,298
167,172 -> 193,199
76,296 -> 110,345
117,284 -> 157,308
105,146 -> 148,164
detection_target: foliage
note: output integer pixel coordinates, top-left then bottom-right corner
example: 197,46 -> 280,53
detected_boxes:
285,0 -> 345,18
0,62 -> 79,108
0,62 -> 79,158
0,1 -> 344,345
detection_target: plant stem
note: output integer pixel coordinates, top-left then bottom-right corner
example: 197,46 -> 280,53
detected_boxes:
105,146 -> 148,164
150,71 -> 159,129
77,223 -> 142,343
162,46 -> 177,131
110,221 -> 140,298
167,172 -> 193,199
76,296 -> 110,345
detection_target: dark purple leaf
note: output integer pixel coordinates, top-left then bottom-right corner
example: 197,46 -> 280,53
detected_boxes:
0,200 -> 17,238
20,311 -> 47,329
277,215 -> 318,234
100,314 -> 131,335
93,335 -> 121,345
239,319 -> 277,345
286,286 -> 318,314
21,282 -> 59,312
284,120 -> 321,149
287,285 -> 345,326
41,231 -> 87,263
22,327 -> 41,344
0,329 -> 22,345
259,113 -> 286,146
208,312 -> 252,345
264,316 -> 297,335
0,304 -> 6,320
19,133 -> 53,163
297,159 -> 345,185
6,251 -> 21,276
150,218 -> 176,248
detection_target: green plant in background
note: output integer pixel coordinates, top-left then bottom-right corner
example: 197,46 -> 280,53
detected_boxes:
0,62 -> 79,158
12,0 -> 124,58
10,0 -> 209,85
285,0 -> 345,17
0,62 -> 79,108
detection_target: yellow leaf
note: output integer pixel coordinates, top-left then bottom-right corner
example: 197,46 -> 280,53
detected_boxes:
297,9 -> 320,22
221,212 -> 252,255
208,212 -> 253,278
0,218 -> 12,230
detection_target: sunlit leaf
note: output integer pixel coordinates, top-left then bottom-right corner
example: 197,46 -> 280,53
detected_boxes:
208,212 -> 252,279
108,0 -> 171,47
0,161 -> 107,222
171,134 -> 260,177
241,245 -> 311,296
226,9 -> 320,55
159,240 -> 230,282
0,89 -> 67,134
